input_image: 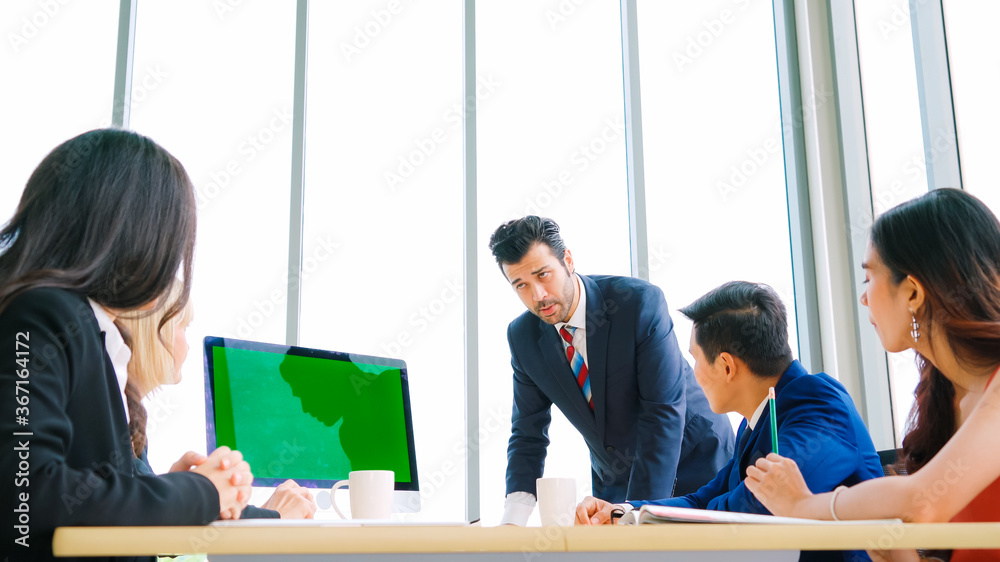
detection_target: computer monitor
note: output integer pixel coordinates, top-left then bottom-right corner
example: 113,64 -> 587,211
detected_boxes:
203,336 -> 420,512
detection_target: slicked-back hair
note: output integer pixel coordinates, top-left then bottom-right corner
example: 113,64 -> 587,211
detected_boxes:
679,281 -> 793,378
0,128 -> 196,332
488,216 -> 567,272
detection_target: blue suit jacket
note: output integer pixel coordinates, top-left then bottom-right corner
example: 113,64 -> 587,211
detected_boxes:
633,360 -> 883,562
505,274 -> 734,502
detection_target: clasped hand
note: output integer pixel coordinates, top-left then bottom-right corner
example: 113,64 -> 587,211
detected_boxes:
170,446 -> 253,520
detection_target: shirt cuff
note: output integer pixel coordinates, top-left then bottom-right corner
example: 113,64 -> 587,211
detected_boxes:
500,492 -> 536,526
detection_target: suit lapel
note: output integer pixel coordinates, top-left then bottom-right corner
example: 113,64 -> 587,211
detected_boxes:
736,420 -> 757,478
536,325 -> 596,429
737,362 -> 805,477
580,275 -> 609,443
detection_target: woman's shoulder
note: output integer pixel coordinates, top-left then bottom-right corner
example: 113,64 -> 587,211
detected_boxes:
0,288 -> 103,385
1,287 -> 95,329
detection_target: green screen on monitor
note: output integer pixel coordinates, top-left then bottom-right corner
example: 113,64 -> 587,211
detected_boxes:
204,337 -> 417,489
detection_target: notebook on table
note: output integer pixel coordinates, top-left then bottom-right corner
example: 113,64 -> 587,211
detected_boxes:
620,505 -> 902,525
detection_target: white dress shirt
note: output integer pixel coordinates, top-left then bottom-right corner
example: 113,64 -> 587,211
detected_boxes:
554,274 -> 588,366
746,395 -> 770,431
501,274 -> 586,526
89,299 -> 132,424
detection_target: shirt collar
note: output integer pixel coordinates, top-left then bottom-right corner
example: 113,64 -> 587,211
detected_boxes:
555,274 -> 586,333
747,395 -> 769,431
88,299 -> 132,421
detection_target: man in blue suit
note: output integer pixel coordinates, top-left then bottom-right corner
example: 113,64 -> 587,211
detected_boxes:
574,281 -> 882,562
489,217 -> 734,526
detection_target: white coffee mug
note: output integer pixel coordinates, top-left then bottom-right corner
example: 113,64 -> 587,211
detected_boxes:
330,470 -> 394,520
536,477 -> 577,526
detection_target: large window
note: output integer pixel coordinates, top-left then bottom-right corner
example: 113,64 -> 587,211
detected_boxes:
127,1 -> 297,488
0,1 -> 118,217
943,0 -> 1000,215
8,0 -> 991,524
0,0 -> 802,522
854,0 -> 928,443
635,0 -> 798,432
298,1 -> 465,521
476,0 -> 631,526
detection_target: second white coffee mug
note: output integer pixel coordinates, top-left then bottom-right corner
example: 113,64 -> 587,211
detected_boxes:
536,477 -> 577,526
330,470 -> 394,520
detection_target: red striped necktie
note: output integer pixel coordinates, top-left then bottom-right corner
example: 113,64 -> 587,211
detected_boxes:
559,326 -> 592,409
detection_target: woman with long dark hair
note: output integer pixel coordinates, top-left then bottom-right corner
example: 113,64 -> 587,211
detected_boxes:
0,129 -> 253,561
745,188 -> 1000,561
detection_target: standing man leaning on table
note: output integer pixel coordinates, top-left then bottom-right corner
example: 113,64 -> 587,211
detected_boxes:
489,216 -> 734,526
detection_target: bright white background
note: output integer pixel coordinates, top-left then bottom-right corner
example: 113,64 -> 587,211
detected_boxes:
0,1 -> 118,225
476,0 -> 631,526
854,0 -> 1000,444
854,0 -> 928,445
298,2 -> 466,521
943,0 -> 1000,213
636,0 -> 799,438
2,0 -> 997,525
126,1 -> 296,488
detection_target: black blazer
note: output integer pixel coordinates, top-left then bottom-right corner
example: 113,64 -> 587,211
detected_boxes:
1,288 -> 219,562
134,449 -> 277,519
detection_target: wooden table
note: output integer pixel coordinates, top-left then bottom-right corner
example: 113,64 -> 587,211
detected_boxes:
53,522 -> 1000,561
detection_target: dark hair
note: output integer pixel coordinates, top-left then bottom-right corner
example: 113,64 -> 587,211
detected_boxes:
679,281 -> 794,378
870,188 -> 1000,474
0,129 -> 196,334
488,216 -> 567,272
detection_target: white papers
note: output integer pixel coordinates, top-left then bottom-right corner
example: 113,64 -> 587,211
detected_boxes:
619,505 -> 901,526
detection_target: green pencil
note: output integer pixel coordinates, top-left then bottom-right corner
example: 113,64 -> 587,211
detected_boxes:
768,387 -> 779,455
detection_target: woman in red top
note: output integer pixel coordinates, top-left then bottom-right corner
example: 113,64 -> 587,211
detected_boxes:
744,188 -> 1000,562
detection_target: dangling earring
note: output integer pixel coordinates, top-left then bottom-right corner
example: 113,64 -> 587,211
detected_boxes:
910,309 -> 921,343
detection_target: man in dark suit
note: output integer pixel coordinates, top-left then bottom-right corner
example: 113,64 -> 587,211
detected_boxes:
488,216 -> 734,525
574,281 -> 882,562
